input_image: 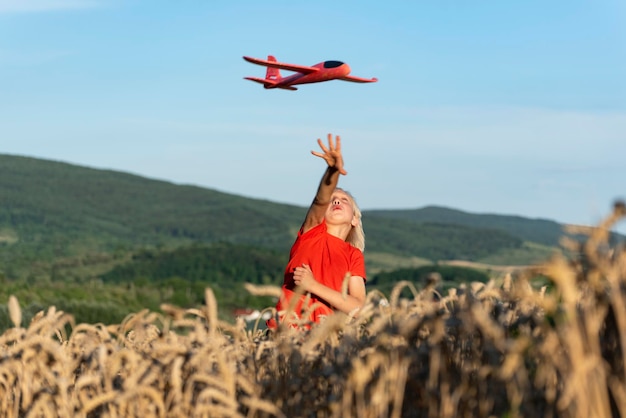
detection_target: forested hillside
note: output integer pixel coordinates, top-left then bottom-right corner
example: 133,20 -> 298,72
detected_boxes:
0,153 -> 575,280
0,154 -> 303,277
101,243 -> 286,285
364,217 -> 523,261
366,206 -> 568,247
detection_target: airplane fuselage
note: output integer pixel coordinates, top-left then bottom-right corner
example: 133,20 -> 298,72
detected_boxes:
270,61 -> 351,89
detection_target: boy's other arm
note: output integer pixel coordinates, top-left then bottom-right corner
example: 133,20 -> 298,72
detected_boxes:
293,264 -> 366,315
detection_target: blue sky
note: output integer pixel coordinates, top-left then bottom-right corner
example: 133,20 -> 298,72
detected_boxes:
1,0 -> 625,234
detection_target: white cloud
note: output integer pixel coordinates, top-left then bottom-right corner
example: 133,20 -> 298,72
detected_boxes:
0,0 -> 101,13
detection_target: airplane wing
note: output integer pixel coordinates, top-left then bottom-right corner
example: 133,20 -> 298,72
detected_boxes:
338,75 -> 378,83
243,56 -> 319,74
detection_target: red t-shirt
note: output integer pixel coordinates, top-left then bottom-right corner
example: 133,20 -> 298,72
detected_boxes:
268,220 -> 366,327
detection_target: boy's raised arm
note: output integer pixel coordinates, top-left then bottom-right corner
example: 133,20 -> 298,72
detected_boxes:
301,134 -> 347,233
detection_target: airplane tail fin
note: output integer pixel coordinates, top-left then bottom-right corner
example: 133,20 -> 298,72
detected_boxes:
265,55 -> 281,81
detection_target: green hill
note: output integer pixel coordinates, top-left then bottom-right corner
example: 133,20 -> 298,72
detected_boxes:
363,217 -> 524,262
1,153 -> 598,283
0,153 -> 607,326
0,154 -> 304,276
366,206 -> 568,247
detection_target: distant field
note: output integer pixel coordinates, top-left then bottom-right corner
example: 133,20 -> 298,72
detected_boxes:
364,251 -> 432,274
439,259 -> 528,274
436,242 -> 558,275
0,229 -> 18,245
476,241 -> 559,266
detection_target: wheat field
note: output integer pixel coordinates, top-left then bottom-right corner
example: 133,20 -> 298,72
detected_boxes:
1,202 -> 625,418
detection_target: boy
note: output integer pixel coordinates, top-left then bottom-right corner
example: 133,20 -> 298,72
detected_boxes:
269,134 -> 366,328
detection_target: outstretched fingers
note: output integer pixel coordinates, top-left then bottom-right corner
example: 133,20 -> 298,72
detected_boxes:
311,133 -> 347,175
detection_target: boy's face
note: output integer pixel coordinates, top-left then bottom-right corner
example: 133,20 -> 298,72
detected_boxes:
325,190 -> 358,227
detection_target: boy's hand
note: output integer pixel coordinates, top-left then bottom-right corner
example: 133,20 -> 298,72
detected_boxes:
311,133 -> 347,175
293,264 -> 317,292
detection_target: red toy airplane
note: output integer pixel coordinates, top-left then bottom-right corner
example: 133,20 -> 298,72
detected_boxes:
243,55 -> 378,91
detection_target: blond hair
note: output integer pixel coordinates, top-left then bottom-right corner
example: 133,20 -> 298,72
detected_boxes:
336,188 -> 365,252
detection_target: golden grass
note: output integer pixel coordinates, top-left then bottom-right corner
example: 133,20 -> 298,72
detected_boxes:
1,202 -> 625,417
